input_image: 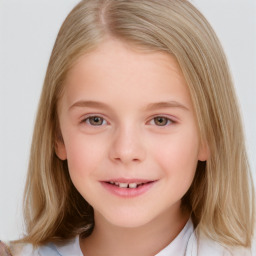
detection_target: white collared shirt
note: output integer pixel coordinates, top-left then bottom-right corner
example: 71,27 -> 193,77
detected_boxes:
13,218 -> 255,256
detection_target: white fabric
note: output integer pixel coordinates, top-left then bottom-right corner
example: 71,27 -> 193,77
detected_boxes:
14,219 -> 255,256
53,219 -> 194,256
155,219 -> 194,255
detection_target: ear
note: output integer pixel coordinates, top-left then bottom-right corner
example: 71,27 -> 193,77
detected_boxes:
55,133 -> 67,160
198,141 -> 210,162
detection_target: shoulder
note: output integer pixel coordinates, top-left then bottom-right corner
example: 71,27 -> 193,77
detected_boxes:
2,236 -> 82,256
19,243 -> 64,256
0,241 -> 63,256
200,238 -> 252,256
189,234 -> 256,256
0,241 -> 38,256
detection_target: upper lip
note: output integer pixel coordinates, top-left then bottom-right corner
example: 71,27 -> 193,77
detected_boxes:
102,178 -> 156,184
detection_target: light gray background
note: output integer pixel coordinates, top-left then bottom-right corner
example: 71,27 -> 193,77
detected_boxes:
0,0 -> 255,240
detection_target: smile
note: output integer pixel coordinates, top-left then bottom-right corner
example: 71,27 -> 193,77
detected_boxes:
101,179 -> 157,197
107,181 -> 151,189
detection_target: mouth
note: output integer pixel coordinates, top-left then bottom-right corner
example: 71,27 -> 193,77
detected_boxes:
105,181 -> 153,189
100,179 -> 157,197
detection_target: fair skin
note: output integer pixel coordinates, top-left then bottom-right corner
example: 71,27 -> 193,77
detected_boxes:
56,39 -> 208,256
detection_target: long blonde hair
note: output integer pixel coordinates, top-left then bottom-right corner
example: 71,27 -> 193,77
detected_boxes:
19,0 -> 255,248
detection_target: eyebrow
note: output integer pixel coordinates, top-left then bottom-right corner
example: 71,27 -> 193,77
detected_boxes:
69,100 -> 111,111
69,100 -> 189,111
145,101 -> 189,111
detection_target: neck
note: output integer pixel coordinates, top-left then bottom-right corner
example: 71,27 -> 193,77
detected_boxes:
80,206 -> 190,256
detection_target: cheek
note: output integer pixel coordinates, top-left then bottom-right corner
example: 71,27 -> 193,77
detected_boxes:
152,130 -> 200,186
64,134 -> 106,179
64,135 -> 108,201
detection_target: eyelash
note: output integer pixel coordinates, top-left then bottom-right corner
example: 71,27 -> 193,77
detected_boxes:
82,116 -> 107,126
81,115 -> 176,127
149,116 -> 175,126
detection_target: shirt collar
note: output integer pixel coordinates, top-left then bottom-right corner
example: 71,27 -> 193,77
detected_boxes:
155,218 -> 194,256
54,218 -> 194,256
55,236 -> 83,256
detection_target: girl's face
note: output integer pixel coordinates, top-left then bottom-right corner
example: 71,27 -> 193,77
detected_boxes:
56,39 -> 208,228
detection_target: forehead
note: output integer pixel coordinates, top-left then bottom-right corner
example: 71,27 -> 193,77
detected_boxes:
60,39 -> 192,110
67,39 -> 185,79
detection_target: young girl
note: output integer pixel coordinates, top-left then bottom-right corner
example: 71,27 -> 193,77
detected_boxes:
1,0 -> 255,255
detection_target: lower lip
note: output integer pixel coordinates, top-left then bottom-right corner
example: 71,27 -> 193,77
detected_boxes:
101,181 -> 156,198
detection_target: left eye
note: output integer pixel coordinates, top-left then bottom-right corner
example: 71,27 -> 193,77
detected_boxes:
150,116 -> 173,126
84,116 -> 106,126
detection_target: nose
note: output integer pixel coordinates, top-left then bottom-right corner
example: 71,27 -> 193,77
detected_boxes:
109,125 -> 146,165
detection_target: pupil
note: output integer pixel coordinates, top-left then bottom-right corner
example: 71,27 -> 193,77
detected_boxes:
90,116 -> 102,125
155,117 -> 167,126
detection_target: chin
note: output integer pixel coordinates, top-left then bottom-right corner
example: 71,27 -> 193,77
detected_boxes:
97,207 -> 156,229
108,216 -> 151,229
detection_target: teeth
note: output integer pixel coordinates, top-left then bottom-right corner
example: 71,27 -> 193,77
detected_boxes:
128,183 -> 138,188
108,181 -> 141,188
119,183 -> 128,188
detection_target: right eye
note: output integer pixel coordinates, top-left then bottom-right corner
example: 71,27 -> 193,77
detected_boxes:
83,116 -> 107,126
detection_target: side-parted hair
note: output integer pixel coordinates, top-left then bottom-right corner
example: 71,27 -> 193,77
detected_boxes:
18,0 -> 255,248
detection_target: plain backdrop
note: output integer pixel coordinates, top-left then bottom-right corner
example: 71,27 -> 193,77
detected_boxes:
0,0 -> 255,240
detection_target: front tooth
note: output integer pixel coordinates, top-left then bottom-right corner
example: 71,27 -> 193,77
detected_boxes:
119,183 -> 128,188
128,183 -> 137,188
115,182 -> 119,186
